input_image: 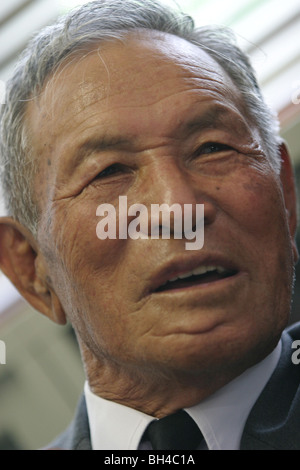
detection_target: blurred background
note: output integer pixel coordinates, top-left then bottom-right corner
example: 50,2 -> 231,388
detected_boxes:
0,0 -> 300,450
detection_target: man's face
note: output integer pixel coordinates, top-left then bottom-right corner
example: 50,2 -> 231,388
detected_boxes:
27,32 -> 296,385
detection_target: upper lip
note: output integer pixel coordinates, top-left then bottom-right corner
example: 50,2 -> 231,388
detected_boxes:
146,253 -> 240,295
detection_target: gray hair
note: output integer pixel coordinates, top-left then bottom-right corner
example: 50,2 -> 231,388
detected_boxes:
0,0 -> 281,236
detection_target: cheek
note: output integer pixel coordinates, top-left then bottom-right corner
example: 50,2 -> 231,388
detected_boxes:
41,200 -> 119,308
48,203 -> 137,335
223,170 -> 286,239
213,166 -> 294,299
224,169 -> 294,294
48,199 -> 118,266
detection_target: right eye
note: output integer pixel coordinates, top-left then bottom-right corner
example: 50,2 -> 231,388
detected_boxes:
95,163 -> 126,179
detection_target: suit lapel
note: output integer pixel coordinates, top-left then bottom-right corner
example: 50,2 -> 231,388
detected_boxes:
69,394 -> 92,450
241,324 -> 300,450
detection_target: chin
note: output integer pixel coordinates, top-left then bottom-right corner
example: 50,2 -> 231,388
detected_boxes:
151,325 -> 282,383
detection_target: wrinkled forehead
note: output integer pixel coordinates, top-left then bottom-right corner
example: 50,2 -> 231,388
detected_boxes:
28,30 -> 242,121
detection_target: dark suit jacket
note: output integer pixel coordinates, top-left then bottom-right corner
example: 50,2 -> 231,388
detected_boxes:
47,323 -> 300,450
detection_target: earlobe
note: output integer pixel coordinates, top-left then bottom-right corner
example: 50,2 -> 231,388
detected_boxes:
279,142 -> 299,264
0,217 -> 66,325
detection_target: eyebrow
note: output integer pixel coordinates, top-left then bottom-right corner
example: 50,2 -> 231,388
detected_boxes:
183,106 -> 245,134
72,136 -> 132,169
71,105 -> 246,169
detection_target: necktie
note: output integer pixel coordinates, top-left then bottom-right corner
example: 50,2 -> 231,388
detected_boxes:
144,410 -> 203,450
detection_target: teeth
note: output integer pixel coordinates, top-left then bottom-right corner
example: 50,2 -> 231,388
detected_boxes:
169,276 -> 182,282
216,267 -> 226,274
192,265 -> 215,276
178,271 -> 195,279
169,265 -> 226,283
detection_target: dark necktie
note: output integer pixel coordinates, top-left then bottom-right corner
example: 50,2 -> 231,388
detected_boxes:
144,410 -> 203,450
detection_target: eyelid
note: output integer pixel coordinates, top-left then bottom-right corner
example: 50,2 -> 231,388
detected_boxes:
195,142 -> 233,155
94,162 -> 132,180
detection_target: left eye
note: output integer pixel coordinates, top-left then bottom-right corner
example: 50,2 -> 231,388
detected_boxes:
195,142 -> 232,155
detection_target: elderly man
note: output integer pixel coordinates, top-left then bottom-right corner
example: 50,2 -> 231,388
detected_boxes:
0,0 -> 299,451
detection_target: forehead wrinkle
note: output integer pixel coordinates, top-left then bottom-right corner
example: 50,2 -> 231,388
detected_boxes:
28,31 -> 243,146
38,33 -> 234,121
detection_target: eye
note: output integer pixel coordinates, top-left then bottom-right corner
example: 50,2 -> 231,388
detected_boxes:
95,163 -> 127,179
195,142 -> 233,156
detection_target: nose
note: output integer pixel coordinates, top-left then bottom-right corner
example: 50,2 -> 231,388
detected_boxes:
141,158 -> 217,234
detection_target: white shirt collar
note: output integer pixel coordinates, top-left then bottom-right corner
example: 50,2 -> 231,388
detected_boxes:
84,381 -> 154,450
186,340 -> 282,449
84,341 -> 281,450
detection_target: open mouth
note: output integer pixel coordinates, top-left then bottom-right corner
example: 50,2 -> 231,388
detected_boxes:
155,266 -> 238,293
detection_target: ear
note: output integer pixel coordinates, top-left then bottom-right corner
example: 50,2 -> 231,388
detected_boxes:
0,217 -> 66,325
279,142 -> 299,264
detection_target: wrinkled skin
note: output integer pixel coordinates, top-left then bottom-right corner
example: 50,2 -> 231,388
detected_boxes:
0,31 -> 298,417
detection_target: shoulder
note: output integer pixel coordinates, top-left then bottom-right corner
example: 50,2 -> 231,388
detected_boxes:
285,321 -> 300,341
43,395 -> 92,450
281,322 -> 300,369
241,322 -> 300,449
